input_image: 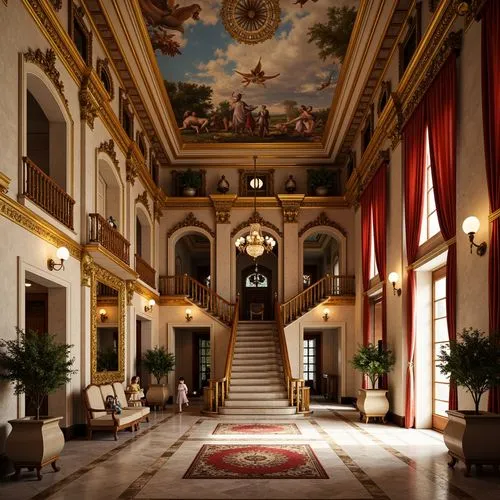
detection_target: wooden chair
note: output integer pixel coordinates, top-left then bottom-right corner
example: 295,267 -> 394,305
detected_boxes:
249,302 -> 264,320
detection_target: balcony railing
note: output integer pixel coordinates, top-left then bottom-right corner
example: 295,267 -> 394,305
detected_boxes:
135,254 -> 156,289
22,156 -> 75,229
88,213 -> 130,264
281,274 -> 355,325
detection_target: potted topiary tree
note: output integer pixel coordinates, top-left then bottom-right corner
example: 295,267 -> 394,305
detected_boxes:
307,168 -> 336,196
351,343 -> 395,423
437,327 -> 500,475
143,346 -> 175,409
0,328 -> 77,480
179,169 -> 202,197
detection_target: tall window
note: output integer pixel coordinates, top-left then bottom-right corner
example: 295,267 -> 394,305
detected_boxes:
433,266 -> 449,430
303,337 -> 317,385
136,217 -> 142,258
369,211 -> 378,279
419,128 -> 440,244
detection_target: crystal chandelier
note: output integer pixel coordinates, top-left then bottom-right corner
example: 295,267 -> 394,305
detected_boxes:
235,156 -> 276,259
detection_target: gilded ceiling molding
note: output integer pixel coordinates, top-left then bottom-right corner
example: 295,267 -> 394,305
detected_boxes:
23,48 -> 69,111
277,194 -> 305,224
0,192 -> 82,260
0,172 -> 11,194
80,72 -> 101,129
210,194 -> 238,224
135,191 -> 151,217
231,212 -> 283,238
167,213 -> 216,238
298,212 -> 347,238
97,139 -> 119,171
81,252 -> 95,287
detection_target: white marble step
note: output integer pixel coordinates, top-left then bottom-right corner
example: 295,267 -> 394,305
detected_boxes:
237,329 -> 275,336
232,364 -> 282,372
227,392 -> 288,400
224,399 -> 291,408
232,357 -> 281,365
229,383 -> 285,391
230,377 -> 283,385
233,353 -> 280,361
231,369 -> 282,377
219,407 -> 297,415
234,345 -> 278,353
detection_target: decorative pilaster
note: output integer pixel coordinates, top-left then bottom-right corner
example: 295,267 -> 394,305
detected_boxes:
277,194 -> 304,224
210,194 -> 237,300
126,280 -> 135,306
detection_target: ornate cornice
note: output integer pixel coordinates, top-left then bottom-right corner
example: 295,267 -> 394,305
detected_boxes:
0,172 -> 11,194
97,139 -> 119,171
277,194 -> 305,224
298,212 -> 347,238
167,212 -> 216,238
23,48 -> 69,112
79,72 -> 100,129
135,190 -> 151,217
231,212 -> 283,238
0,192 -> 82,260
210,194 -> 237,225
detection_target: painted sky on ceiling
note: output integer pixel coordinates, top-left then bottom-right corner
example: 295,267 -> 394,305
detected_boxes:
142,0 -> 358,143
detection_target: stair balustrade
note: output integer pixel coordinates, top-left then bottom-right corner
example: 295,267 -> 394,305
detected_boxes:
159,275 -> 236,325
281,274 -> 355,325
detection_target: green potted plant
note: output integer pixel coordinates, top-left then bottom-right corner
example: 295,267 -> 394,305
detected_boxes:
351,343 -> 395,423
307,168 -> 336,196
0,328 -> 77,480
179,169 -> 202,197
437,328 -> 500,475
143,346 -> 175,409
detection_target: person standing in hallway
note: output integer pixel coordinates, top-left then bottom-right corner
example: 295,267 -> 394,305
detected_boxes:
177,377 -> 189,412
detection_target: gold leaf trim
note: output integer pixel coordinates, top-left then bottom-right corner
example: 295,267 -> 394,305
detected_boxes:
298,212 -> 347,238
167,212 -> 216,238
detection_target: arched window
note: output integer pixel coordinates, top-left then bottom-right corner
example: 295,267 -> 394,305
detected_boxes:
97,58 -> 114,99
245,273 -> 268,288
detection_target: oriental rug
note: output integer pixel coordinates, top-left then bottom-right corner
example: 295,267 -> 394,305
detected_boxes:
212,423 -> 301,435
183,444 -> 328,479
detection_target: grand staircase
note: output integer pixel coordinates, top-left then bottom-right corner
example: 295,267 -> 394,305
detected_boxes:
219,321 -> 300,417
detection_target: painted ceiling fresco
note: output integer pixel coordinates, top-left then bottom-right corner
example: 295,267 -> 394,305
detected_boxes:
140,0 -> 359,144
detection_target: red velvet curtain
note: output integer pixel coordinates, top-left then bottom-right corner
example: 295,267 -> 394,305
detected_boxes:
403,103 -> 426,428
426,54 -> 458,411
371,166 -> 388,389
482,0 -> 500,413
361,186 -> 372,389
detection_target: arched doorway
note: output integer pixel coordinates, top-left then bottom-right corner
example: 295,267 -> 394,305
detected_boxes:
236,235 -> 278,320
302,232 -> 340,290
175,232 -> 211,286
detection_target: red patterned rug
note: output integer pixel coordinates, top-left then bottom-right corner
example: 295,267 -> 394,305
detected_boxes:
212,423 -> 301,435
183,444 -> 328,479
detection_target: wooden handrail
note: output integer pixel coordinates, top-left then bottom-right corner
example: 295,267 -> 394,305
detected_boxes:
88,213 -> 130,264
223,295 -> 239,396
275,295 -> 292,401
135,254 -> 156,289
159,275 -> 235,324
22,156 -> 75,229
281,275 -> 355,325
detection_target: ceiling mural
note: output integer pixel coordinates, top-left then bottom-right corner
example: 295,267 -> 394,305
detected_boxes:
139,0 -> 358,144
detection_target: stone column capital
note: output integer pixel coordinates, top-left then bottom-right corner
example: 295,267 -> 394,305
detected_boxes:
277,194 -> 305,223
209,194 -> 238,224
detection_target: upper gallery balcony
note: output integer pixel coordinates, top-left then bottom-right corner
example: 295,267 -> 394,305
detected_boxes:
22,157 -> 75,230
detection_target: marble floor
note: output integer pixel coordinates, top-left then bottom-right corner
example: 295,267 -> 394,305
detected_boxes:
1,401 -> 499,500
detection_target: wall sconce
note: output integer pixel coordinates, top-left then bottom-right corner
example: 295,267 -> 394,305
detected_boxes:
48,246 -> 70,271
388,272 -> 402,296
185,308 -> 193,322
99,308 -> 108,322
462,216 -> 487,256
322,308 -> 330,322
144,299 -> 155,313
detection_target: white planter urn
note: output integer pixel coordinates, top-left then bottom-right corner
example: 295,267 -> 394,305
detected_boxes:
357,389 -> 389,423
146,384 -> 169,409
444,410 -> 500,476
6,416 -> 64,480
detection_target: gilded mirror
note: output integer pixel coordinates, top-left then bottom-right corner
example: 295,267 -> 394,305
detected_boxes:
91,265 -> 125,383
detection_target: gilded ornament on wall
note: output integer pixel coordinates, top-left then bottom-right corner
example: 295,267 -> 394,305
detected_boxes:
220,0 -> 281,45
167,212 -> 215,238
298,212 -> 347,238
